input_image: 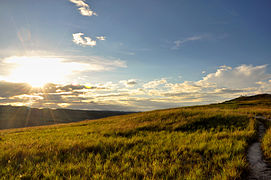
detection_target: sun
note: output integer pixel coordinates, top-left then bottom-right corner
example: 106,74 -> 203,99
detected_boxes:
3,56 -> 87,87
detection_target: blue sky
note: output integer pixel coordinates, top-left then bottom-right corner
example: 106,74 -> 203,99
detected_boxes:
0,0 -> 270,111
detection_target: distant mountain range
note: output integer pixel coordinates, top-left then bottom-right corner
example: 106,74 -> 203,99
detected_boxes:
0,106 -> 133,130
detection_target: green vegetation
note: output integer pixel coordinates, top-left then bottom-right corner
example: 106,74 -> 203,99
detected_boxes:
262,117 -> 271,162
263,126 -> 271,161
0,94 -> 271,179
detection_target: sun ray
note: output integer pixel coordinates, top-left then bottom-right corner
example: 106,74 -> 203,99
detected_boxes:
2,56 -> 88,88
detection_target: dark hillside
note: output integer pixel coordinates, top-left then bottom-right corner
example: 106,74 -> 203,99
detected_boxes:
215,94 -> 271,108
0,105 -> 132,130
226,94 -> 271,102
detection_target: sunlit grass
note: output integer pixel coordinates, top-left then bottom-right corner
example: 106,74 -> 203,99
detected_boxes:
262,117 -> 271,162
0,106 -> 263,179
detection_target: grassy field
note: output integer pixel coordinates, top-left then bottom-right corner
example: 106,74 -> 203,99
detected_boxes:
0,95 -> 271,179
262,117 -> 271,162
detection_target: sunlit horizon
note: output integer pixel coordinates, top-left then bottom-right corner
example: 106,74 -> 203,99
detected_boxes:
0,0 -> 270,111
1,56 -> 91,87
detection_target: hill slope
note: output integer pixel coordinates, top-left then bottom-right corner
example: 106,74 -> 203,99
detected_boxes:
0,105 -> 131,130
221,94 -> 271,107
0,94 -> 271,179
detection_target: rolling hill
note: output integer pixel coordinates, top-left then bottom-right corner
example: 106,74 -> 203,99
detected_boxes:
0,94 -> 271,179
0,105 -> 132,130
221,94 -> 271,107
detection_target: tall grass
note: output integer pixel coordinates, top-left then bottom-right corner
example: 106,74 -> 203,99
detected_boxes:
0,107 -> 260,179
262,116 -> 271,162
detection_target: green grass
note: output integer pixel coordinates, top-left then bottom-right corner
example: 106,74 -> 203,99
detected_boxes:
0,107 -> 260,179
263,127 -> 271,161
262,117 -> 271,162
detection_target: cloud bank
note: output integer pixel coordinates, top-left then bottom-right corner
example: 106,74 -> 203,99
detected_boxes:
0,64 -> 270,111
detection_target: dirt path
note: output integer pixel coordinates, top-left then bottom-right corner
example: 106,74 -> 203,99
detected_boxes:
247,116 -> 271,179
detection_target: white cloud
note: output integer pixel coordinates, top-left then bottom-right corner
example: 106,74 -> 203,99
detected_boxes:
199,64 -> 271,89
0,56 -> 94,86
163,64 -> 271,102
96,36 -> 106,41
0,62 -> 270,111
165,81 -> 202,93
0,56 -> 127,86
74,56 -> 127,70
172,35 -> 205,49
72,33 -> 96,47
70,0 -> 97,16
143,78 -> 167,89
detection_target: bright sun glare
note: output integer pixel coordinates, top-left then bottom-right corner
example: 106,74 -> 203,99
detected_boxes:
3,56 -> 87,87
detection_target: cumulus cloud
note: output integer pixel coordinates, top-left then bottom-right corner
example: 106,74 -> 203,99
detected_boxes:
96,36 -> 106,41
199,64 -> 271,89
119,79 -> 137,87
165,64 -> 271,96
70,0 -> 97,16
165,81 -> 202,93
143,78 -> 167,89
42,83 -> 88,93
73,33 -> 96,47
163,64 -> 271,104
0,63 -> 270,111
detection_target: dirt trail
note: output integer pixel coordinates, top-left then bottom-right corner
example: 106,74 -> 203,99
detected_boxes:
248,116 -> 271,179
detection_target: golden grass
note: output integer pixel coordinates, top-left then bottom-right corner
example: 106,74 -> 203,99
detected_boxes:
1,104 -> 269,179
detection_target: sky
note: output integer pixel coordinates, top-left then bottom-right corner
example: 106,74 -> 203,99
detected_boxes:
0,0 -> 271,111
